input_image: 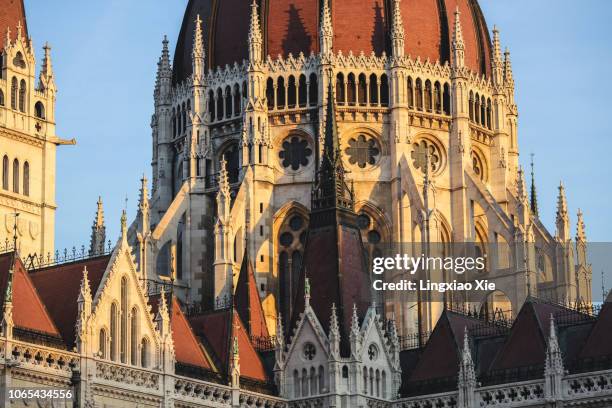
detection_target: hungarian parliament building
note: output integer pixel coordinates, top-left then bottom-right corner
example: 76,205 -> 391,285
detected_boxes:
0,0 -> 610,406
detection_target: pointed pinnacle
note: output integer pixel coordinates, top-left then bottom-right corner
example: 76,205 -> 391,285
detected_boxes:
452,7 -> 465,50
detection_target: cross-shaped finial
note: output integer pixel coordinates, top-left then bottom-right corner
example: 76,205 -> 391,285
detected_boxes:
12,210 -> 20,251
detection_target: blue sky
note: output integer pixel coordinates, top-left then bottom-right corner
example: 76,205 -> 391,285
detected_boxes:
25,1 -> 612,251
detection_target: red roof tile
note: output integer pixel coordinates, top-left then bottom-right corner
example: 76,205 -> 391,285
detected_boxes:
0,0 -> 27,51
235,251 -> 269,339
0,252 -> 60,338
29,255 -> 111,349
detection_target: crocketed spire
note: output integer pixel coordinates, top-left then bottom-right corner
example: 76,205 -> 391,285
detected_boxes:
452,7 -> 465,68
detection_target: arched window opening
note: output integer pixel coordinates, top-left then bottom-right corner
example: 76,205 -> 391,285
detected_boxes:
176,105 -> 182,135
336,73 -> 345,104
310,367 -> 317,395
369,367 -> 374,395
424,80 -> 432,112
216,88 -> 224,120
266,77 -> 275,110
99,329 -> 107,359
375,369 -> 381,397
12,159 -> 19,193
415,79 -> 423,110
182,103 -> 187,132
318,366 -> 325,393
23,162 -> 29,196
287,75 -> 297,108
382,370 -> 387,398
120,277 -> 128,363
233,84 -> 241,116
369,74 -> 379,105
434,82 -> 442,113
110,303 -> 117,361
293,370 -> 300,397
298,75 -> 307,107
480,96 -> 486,127
172,108 -> 177,137
308,73 -> 318,106
242,81 -> 247,101
443,83 -> 451,115
486,98 -> 492,129
380,74 -> 389,106
208,90 -> 215,121
11,77 -> 17,109
469,91 -> 474,121
277,77 -> 286,109
141,338 -> 149,368
363,367 -> 368,394
0,89 -> 4,106
407,77 -> 414,108
347,73 -> 356,105
358,74 -> 367,105
474,93 -> 480,124
301,368 -> 308,396
2,156 -> 8,190
225,86 -> 232,119
19,79 -> 26,112
130,307 -> 138,365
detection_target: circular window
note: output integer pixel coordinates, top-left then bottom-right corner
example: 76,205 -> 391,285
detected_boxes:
279,136 -> 312,171
471,150 -> 487,182
367,230 -> 381,244
289,216 -> 304,231
411,139 -> 442,174
303,343 -> 316,360
280,232 -> 294,247
345,134 -> 381,168
357,213 -> 371,230
367,344 -> 378,361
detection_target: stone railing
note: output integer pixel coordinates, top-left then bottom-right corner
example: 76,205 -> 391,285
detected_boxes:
1,338 -> 79,376
174,375 -> 232,406
477,380 -> 545,406
565,370 -> 612,401
394,391 -> 457,408
239,390 -> 287,407
95,360 -> 161,391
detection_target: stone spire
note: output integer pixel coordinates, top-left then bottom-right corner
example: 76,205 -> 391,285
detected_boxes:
329,303 -> 340,357
556,182 -> 570,241
503,48 -> 514,85
138,176 -> 149,217
530,154 -> 539,217
275,313 -> 285,364
304,277 -> 311,307
491,26 -> 503,86
349,304 -> 361,356
76,266 -> 92,343
192,14 -> 205,81
576,209 -> 586,243
155,288 -> 171,337
457,328 -> 476,408
544,315 -> 564,401
451,7 -> 465,69
41,42 -> 54,80
312,82 -> 354,213
248,0 -> 263,63
120,208 -> 128,244
155,36 -> 172,99
320,0 -> 333,55
89,197 -> 106,256
230,334 -> 241,388
391,0 -> 405,58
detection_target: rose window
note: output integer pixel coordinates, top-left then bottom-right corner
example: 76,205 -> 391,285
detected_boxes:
368,344 -> 378,361
303,343 -> 316,360
471,150 -> 486,181
279,136 -> 312,170
345,135 -> 380,168
411,140 -> 441,174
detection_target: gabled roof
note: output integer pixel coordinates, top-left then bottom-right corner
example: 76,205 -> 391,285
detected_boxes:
234,250 -> 269,339
189,307 -> 268,382
0,252 -> 61,339
578,300 -> 612,359
149,295 -> 214,370
29,255 -> 111,349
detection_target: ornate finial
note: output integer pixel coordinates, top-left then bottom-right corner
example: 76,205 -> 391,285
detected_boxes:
78,266 -> 92,303
530,153 -> 539,217
16,21 -> 23,40
248,0 -> 263,63
576,209 -> 586,242
192,14 -> 205,80
330,303 -> 339,334
556,181 -> 570,241
320,0 -> 333,55
452,7 -> 465,68
219,158 -> 230,197
545,313 -> 564,378
304,277 -> 311,306
41,42 -> 54,78
120,208 -> 128,241
391,0 -> 405,58
89,197 -> 106,255
556,181 -> 568,219
350,304 -> 360,336
517,166 -> 527,202
504,48 -> 514,85
139,175 -> 149,212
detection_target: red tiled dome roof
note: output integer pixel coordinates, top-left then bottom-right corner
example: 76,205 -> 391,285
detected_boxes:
0,0 -> 28,51
173,0 -> 491,84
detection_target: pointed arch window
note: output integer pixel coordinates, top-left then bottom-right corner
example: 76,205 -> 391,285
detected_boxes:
110,303 -> 118,361
336,73 -> 345,104
298,75 -> 307,107
233,83 -> 241,116
347,73 -> 356,105
266,77 -> 275,110
287,75 -> 296,108
11,77 -> 17,110
130,307 -> 138,365
407,77 -> 414,108
99,329 -> 107,359
415,79 -> 423,110
380,74 -> 389,106
120,277 -> 128,363
225,86 -> 232,118
12,159 -> 19,193
277,77 -> 286,109
141,337 -> 149,368
2,156 -> 8,190
19,79 -> 26,112
0,89 -> 4,106
369,74 -> 379,105
23,161 -> 29,196
308,73 -> 318,106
